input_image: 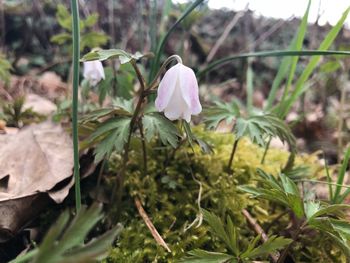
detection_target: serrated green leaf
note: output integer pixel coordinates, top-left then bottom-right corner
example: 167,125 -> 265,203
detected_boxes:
182,249 -> 235,263
142,113 -> 180,148
50,32 -> 71,45
12,204 -> 120,263
304,200 -> 321,220
309,204 -> 350,220
63,224 -> 123,262
204,101 -> 240,129
241,235 -> 291,259
280,174 -> 299,195
81,49 -> 147,64
89,117 -> 131,162
84,13 -> 99,27
202,210 -> 237,254
112,97 -> 134,114
235,114 -> 296,152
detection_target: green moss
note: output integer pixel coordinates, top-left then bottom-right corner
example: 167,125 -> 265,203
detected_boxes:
106,129 -> 322,263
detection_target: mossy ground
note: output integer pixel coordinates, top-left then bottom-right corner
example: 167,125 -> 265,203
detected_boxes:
105,129 -> 329,263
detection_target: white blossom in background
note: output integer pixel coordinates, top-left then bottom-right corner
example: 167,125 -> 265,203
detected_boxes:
155,63 -> 202,123
83,60 -> 105,86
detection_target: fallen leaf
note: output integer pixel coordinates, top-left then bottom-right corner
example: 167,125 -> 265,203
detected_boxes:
0,122 -> 73,202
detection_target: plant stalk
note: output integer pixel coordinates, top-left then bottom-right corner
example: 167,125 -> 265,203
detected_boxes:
139,121 -> 148,176
261,137 -> 272,164
70,0 -> 81,212
228,138 -> 239,173
112,60 -> 147,215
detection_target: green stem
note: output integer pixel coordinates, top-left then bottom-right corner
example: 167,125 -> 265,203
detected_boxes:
70,0 -> 81,212
112,60 -> 147,216
139,121 -> 147,176
227,138 -> 239,174
261,137 -> 272,164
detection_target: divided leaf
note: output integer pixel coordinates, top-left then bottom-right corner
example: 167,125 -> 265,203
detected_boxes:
89,117 -> 131,162
142,113 -> 180,148
235,114 -> 296,151
204,101 -> 240,129
11,204 -> 122,263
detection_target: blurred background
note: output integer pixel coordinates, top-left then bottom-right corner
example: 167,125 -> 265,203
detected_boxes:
1,0 -> 350,162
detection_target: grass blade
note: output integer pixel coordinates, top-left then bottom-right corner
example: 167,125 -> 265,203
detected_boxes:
279,7 -> 350,118
334,147 -> 350,202
266,0 -> 310,110
280,0 -> 311,102
197,49 -> 350,79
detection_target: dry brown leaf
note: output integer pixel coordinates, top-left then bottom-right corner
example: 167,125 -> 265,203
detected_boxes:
0,121 -> 73,203
23,93 -> 57,116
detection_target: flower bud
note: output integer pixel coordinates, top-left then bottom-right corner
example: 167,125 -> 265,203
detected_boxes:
155,63 -> 202,123
83,61 -> 105,86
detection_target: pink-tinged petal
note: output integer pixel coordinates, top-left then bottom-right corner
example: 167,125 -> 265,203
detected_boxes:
155,64 -> 181,111
163,78 -> 190,120
178,64 -> 202,115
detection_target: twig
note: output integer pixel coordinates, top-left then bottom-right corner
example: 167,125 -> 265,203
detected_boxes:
205,10 -> 245,63
242,209 -> 279,263
134,197 -> 171,252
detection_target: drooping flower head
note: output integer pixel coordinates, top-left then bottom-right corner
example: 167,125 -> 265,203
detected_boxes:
155,63 -> 202,123
83,60 -> 105,86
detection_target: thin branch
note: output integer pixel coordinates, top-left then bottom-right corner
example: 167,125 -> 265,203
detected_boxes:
135,197 -> 171,252
242,209 -> 279,263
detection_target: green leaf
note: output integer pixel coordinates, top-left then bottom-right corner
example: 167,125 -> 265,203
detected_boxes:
112,97 -> 134,114
50,32 -> 72,45
202,210 -> 237,254
11,204 -> 121,263
304,200 -> 321,220
182,249 -> 235,263
89,117 -> 131,162
81,49 -> 146,64
142,113 -> 180,148
56,4 -> 72,31
58,205 -> 104,253
80,32 -> 109,51
235,114 -> 295,151
204,101 -> 240,129
63,224 -> 123,262
183,122 -> 214,154
280,173 -> 299,195
278,7 -> 350,118
84,13 -> 99,28
334,147 -> 350,202
280,0 -> 311,103
309,204 -> 350,220
241,235 -> 291,259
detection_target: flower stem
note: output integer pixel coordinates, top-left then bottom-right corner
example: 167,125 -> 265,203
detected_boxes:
139,121 -> 148,176
70,0 -> 81,212
227,138 -> 239,174
111,60 -> 147,216
261,137 -> 272,164
148,54 -> 183,90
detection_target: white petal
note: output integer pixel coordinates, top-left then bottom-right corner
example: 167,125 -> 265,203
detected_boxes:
155,64 -> 181,111
163,77 -> 190,121
178,64 -> 202,115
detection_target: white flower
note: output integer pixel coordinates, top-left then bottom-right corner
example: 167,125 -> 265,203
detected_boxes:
83,61 -> 105,86
155,63 -> 202,123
